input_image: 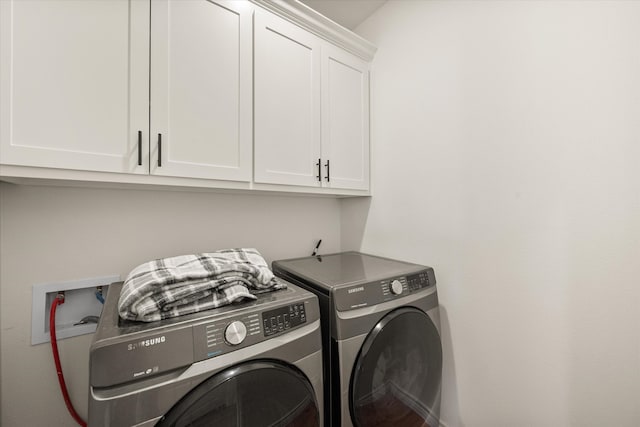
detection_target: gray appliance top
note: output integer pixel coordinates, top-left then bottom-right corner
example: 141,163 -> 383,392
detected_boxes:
90,278 -> 319,388
94,278 -> 312,341
273,252 -> 437,312
272,251 -> 428,290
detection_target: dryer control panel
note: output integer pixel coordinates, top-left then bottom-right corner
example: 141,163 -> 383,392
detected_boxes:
334,268 -> 436,311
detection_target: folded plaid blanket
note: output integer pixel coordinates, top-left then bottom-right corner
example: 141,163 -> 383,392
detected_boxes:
118,248 -> 285,322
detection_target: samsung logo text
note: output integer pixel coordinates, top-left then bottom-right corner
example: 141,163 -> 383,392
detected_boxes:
127,336 -> 166,351
348,287 -> 365,294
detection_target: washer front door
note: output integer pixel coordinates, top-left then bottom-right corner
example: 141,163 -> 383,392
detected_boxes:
350,307 -> 443,427
156,360 -> 320,427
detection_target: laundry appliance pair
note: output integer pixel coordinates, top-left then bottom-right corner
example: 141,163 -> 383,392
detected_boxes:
89,252 -> 442,427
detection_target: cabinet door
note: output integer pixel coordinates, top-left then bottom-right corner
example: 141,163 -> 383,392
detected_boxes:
321,45 -> 370,191
150,0 -> 252,182
254,9 -> 322,187
0,0 -> 149,174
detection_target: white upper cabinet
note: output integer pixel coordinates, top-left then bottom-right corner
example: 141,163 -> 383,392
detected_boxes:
0,0 -> 150,174
253,9 -> 322,187
150,0 -> 252,181
322,45 -> 370,191
1,0 -> 252,182
253,9 -> 371,191
1,0 -> 376,195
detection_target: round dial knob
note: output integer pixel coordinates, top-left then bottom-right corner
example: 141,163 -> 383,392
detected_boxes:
224,321 -> 247,346
391,280 -> 404,295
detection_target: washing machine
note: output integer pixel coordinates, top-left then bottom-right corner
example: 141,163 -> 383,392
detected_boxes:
88,279 -> 323,426
273,252 -> 442,427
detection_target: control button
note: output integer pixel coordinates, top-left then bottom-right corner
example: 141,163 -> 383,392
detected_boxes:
284,313 -> 290,328
277,315 -> 284,331
224,321 -> 247,346
391,279 -> 403,295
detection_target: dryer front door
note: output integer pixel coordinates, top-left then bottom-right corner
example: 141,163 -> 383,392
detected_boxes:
156,360 -> 320,426
350,307 -> 442,427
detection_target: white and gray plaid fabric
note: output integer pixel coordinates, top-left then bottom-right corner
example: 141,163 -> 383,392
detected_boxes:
118,248 -> 286,322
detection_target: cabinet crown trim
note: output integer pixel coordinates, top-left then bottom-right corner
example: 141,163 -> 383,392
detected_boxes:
249,0 -> 377,61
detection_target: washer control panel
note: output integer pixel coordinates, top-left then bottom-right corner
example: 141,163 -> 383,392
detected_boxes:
192,301 -> 313,362
262,303 -> 306,337
224,320 -> 247,346
390,279 -> 404,295
335,268 -> 435,311
195,312 -> 262,360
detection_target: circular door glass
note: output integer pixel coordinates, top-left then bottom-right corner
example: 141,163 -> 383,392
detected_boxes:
350,308 -> 442,427
157,360 -> 319,427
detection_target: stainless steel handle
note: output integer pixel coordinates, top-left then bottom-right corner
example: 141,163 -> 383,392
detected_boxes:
324,159 -> 330,182
137,131 -> 142,166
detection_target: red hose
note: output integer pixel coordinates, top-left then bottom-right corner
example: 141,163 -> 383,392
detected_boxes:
49,294 -> 87,427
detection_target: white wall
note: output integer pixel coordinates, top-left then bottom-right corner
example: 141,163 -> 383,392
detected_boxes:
347,1 -> 640,426
0,183 -> 341,426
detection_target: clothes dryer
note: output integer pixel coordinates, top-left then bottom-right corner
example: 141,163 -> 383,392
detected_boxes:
273,252 -> 442,427
89,279 -> 323,426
